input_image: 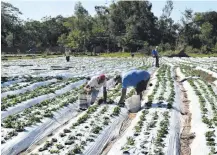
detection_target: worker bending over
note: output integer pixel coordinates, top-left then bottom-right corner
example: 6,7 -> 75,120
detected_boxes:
114,70 -> 151,106
84,74 -> 107,105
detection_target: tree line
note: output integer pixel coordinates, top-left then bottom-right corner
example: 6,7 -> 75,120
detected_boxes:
1,1 -> 217,55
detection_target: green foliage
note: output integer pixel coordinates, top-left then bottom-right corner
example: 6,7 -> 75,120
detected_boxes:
2,1 -> 217,56
66,30 -> 83,49
50,150 -> 60,154
100,106 -> 108,114
1,1 -> 22,45
200,22 -> 213,47
87,105 -> 98,114
126,137 -> 135,145
91,126 -> 102,134
77,114 -> 88,124
179,11 -> 217,54
135,125 -> 142,133
112,106 -> 121,116
73,144 -> 82,154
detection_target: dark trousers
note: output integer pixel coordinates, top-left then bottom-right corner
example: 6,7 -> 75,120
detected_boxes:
66,56 -> 70,62
135,77 -> 150,100
155,56 -> 159,67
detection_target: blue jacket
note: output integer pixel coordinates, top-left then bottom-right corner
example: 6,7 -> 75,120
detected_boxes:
152,49 -> 158,56
122,70 -> 150,89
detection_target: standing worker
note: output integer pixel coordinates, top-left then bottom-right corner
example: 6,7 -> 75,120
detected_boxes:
152,46 -> 159,67
114,70 -> 152,107
80,74 -> 107,110
131,52 -> 134,58
65,48 -> 70,62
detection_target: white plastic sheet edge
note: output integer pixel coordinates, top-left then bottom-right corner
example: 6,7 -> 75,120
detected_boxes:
1,80 -> 85,120
1,79 -> 57,98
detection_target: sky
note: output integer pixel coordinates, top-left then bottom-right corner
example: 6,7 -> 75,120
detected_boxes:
4,0 -> 217,23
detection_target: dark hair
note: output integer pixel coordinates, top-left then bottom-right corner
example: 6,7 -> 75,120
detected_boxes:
114,75 -> 121,83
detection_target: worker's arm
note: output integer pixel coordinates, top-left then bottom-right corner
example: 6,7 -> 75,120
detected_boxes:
103,87 -> 107,103
118,88 -> 127,104
85,77 -> 94,93
84,85 -> 92,93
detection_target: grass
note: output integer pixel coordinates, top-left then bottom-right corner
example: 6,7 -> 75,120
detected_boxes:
2,51 -> 217,61
188,53 -> 217,57
1,54 -> 63,60
161,50 -> 217,57
99,52 -> 144,58
159,50 -> 179,56
84,51 -> 217,58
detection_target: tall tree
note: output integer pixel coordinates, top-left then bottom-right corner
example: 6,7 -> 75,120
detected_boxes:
158,0 -> 178,48
109,1 -> 158,51
1,1 -> 22,46
59,2 -> 92,52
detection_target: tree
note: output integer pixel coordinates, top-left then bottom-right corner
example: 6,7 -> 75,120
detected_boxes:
109,1 -> 158,51
161,0 -> 173,18
200,22 -> 213,47
158,0 -> 178,48
178,9 -> 195,47
1,1 -> 22,46
177,10 -> 217,51
2,1 -> 217,55
59,2 -> 93,52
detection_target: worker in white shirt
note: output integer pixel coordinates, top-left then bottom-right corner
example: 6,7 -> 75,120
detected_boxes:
81,74 -> 107,109
65,48 -> 70,62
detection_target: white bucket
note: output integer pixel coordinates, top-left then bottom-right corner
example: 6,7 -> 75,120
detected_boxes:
125,95 -> 141,113
78,94 -> 91,109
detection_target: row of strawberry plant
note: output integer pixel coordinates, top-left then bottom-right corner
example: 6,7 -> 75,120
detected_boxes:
154,111 -> 170,153
187,79 -> 217,154
194,80 -> 217,154
146,66 -> 166,107
147,65 -> 172,108
31,104 -> 122,155
1,77 -> 83,111
195,81 -> 216,125
1,85 -> 85,144
119,110 -> 170,155
1,78 -> 132,145
111,65 -> 173,154
166,66 -> 175,109
1,76 -> 55,93
121,110 -> 160,154
29,77 -> 138,155
146,66 -> 172,154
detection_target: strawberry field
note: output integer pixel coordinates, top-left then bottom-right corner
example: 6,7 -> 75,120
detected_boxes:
1,56 -> 217,155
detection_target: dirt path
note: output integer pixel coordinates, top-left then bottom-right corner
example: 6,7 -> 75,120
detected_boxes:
176,67 -> 195,155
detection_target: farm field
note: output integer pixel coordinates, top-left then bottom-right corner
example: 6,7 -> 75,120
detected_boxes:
1,56 -> 217,155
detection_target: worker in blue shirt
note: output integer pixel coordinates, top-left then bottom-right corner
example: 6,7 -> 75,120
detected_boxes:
114,70 -> 152,106
152,46 -> 159,67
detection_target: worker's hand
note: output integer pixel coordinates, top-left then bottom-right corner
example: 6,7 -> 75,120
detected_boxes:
87,88 -> 91,92
84,87 -> 91,93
